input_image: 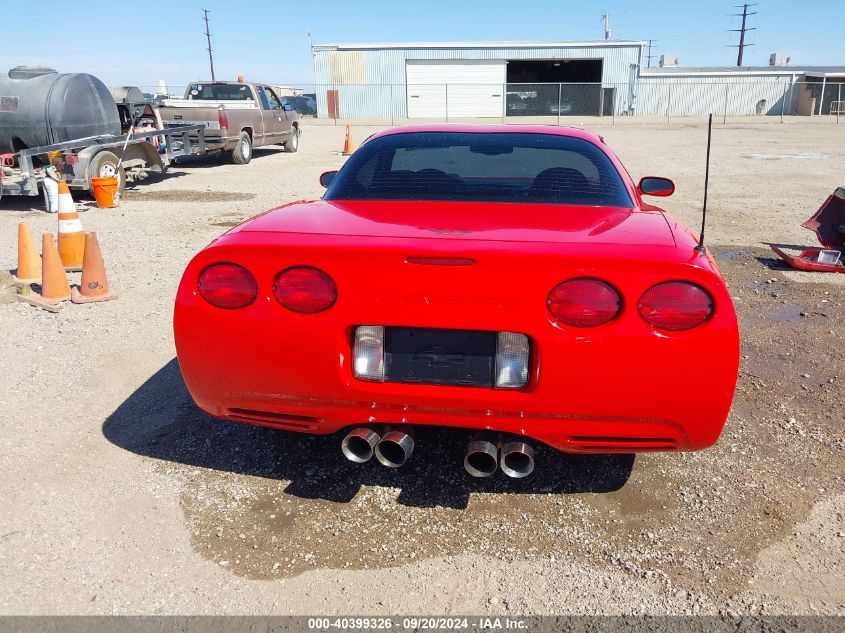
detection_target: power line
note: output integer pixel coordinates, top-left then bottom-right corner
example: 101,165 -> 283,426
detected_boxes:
203,9 -> 216,81
646,39 -> 658,68
729,3 -> 757,67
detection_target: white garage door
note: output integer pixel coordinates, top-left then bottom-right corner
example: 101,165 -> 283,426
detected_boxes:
406,60 -> 505,119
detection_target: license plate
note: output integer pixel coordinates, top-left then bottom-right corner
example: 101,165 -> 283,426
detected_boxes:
384,327 -> 496,387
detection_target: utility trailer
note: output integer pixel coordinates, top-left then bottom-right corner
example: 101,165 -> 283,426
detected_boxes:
0,123 -> 206,198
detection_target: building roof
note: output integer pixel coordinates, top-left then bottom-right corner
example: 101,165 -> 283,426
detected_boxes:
641,65 -> 845,77
803,69 -> 845,78
314,39 -> 646,51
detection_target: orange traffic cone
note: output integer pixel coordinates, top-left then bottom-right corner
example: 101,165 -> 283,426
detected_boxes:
14,222 -> 41,284
56,180 -> 85,271
39,232 -> 71,304
342,124 -> 354,155
71,232 -> 118,304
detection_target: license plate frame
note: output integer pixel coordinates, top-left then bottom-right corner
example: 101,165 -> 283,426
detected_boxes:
384,327 -> 496,387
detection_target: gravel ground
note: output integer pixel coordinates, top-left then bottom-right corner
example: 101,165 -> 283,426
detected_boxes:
0,120 -> 843,616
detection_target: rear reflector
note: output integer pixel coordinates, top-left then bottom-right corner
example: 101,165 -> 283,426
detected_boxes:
353,325 -> 385,381
273,266 -> 337,314
197,262 -> 257,310
547,278 -> 621,327
638,281 -> 713,330
495,332 -> 529,389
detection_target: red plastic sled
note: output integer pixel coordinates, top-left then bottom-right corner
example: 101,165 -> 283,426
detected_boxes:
771,187 -> 845,273
770,246 -> 844,273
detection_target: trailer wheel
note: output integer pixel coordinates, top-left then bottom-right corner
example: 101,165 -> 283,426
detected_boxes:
231,131 -> 252,165
283,126 -> 299,153
88,151 -> 126,197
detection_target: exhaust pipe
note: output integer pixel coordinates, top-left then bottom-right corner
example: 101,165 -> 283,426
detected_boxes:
341,426 -> 381,463
500,438 -> 535,479
374,427 -> 415,468
464,433 -> 499,478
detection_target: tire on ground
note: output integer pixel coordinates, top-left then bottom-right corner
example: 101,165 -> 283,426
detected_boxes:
231,131 -> 253,164
283,126 -> 299,153
87,150 -> 126,197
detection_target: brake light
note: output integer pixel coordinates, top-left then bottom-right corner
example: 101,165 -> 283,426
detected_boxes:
273,267 -> 337,313
638,281 -> 713,330
547,278 -> 621,327
218,106 -> 229,130
197,263 -> 257,309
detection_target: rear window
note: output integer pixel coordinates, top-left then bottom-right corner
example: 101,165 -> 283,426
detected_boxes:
325,132 -> 632,207
188,83 -> 253,101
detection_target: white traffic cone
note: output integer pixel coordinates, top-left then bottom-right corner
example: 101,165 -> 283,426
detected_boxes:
56,180 -> 85,271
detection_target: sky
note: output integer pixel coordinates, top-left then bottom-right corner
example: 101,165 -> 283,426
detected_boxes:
1,0 -> 842,91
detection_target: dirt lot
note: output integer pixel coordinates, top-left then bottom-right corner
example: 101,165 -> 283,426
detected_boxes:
0,120 -> 843,616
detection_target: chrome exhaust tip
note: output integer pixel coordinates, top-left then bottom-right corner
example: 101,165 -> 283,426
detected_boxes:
464,433 -> 499,478
500,439 -> 535,479
341,426 -> 381,463
374,428 -> 415,468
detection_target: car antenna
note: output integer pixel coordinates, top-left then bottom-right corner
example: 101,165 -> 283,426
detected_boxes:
695,113 -> 713,254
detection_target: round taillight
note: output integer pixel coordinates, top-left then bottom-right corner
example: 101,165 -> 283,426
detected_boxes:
638,281 -> 713,330
197,263 -> 257,309
547,278 -> 621,327
273,266 -> 337,314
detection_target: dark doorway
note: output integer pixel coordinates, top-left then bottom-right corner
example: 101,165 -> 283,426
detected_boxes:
506,59 -> 602,83
506,59 -> 605,117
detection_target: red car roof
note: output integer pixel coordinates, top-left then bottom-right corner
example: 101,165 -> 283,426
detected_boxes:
368,124 -> 605,146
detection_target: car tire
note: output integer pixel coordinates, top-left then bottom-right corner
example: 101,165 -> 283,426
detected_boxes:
231,131 -> 252,165
87,150 -> 125,197
283,126 -> 299,153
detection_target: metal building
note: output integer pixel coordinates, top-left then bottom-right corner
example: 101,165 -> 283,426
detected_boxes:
311,40 -> 845,119
312,40 -> 645,119
635,67 -> 797,116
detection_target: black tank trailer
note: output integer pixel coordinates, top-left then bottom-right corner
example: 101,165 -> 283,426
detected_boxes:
0,67 -> 206,200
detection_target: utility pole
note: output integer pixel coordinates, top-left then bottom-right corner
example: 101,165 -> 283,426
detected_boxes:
646,39 -> 658,68
730,3 -> 757,67
601,13 -> 612,40
203,9 -> 216,81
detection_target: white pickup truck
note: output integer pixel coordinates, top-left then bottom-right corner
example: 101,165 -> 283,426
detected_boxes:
159,80 -> 300,164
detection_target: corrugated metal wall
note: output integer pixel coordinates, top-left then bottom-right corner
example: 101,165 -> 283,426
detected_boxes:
312,44 -> 809,119
313,44 -> 642,118
634,74 -> 797,116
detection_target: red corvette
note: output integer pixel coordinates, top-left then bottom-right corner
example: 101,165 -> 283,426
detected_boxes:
174,125 -> 739,479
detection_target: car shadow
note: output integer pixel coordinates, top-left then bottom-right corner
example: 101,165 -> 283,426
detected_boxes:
0,171 -> 193,213
171,146 -> 288,169
102,359 -> 634,509
762,241 -> 815,252
0,196 -> 44,213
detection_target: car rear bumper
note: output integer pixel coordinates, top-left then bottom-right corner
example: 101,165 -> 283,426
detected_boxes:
172,132 -> 236,152
174,235 -> 740,455
210,400 -> 697,453
175,304 -> 738,455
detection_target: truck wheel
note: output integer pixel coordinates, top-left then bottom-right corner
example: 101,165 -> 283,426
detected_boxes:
88,151 -> 126,197
231,131 -> 252,164
283,126 -> 299,153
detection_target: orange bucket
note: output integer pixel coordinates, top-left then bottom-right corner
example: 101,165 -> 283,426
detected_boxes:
90,177 -> 120,208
